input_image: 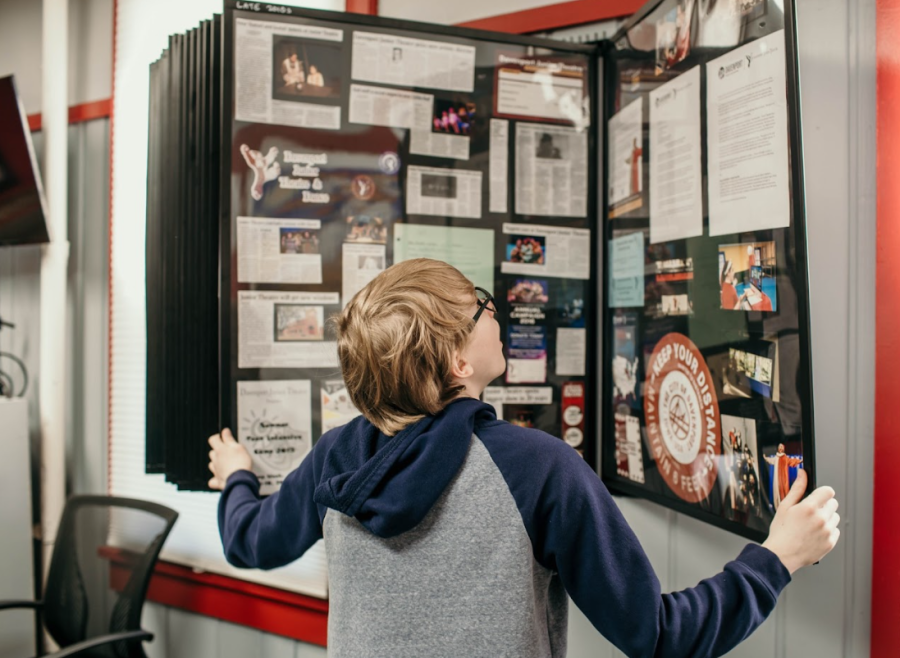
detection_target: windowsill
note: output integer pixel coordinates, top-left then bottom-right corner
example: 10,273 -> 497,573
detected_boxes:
100,546 -> 328,646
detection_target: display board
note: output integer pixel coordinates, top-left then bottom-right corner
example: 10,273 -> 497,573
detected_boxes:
145,0 -> 815,541
146,3 -> 598,493
600,0 -> 815,541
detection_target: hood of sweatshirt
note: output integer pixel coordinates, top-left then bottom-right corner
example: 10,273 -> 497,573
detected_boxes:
312,397 -> 496,538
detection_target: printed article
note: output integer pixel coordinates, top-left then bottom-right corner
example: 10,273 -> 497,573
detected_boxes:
608,98 -> 644,218
707,30 -> 791,236
237,380 -> 312,495
394,223 -> 494,290
349,84 -> 433,130
234,18 -> 343,130
495,54 -> 589,127
556,328 -> 586,376
500,223 -> 591,280
321,380 -> 361,433
351,31 -> 476,92
515,123 -> 588,218
482,387 -> 553,423
237,216 -> 322,284
489,119 -> 510,213
238,291 -> 339,369
406,166 -> 482,218
342,242 -> 386,306
649,66 -> 703,244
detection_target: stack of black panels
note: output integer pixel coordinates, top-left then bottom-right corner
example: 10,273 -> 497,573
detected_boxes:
145,16 -> 222,490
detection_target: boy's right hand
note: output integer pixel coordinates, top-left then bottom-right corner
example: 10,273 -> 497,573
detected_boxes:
208,428 -> 253,490
761,469 -> 840,574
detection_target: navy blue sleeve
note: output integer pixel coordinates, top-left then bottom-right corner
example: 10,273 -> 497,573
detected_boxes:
218,435 -> 332,570
477,421 -> 791,658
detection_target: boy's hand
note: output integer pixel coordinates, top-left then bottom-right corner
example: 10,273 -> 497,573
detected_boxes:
761,470 -> 840,574
208,428 -> 253,490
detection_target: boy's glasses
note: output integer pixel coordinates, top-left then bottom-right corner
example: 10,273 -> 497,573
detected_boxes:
472,287 -> 497,324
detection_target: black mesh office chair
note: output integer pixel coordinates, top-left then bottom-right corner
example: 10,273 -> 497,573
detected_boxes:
0,494 -> 178,658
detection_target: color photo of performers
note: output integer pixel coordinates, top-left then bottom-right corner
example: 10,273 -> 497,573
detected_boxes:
719,415 -> 763,521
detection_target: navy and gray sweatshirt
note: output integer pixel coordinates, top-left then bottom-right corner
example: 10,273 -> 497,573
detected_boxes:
219,397 -> 791,657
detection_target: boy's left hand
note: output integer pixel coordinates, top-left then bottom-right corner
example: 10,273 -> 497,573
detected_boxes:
208,428 -> 253,490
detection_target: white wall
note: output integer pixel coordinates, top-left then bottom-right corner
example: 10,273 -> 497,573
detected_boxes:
0,0 -> 113,114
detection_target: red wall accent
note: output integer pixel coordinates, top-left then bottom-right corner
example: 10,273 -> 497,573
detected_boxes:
873,0 -> 900,654
456,0 -> 642,34
27,98 -> 112,132
102,548 -> 328,645
345,0 -> 378,15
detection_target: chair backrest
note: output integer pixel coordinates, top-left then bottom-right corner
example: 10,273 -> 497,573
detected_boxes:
42,495 -> 178,658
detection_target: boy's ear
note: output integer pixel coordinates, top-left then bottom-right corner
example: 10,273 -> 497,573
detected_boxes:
450,349 -> 475,380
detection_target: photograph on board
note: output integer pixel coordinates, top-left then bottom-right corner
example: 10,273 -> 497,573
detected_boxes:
272,36 -> 342,102
279,227 -> 320,254
763,442 -> 803,511
273,304 -> 325,342
506,235 -> 546,265
719,415 -> 764,521
718,241 -> 777,311
656,0 -> 696,74
433,98 -> 477,136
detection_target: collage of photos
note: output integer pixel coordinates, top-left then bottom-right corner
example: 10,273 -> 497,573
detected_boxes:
602,7 -> 811,541
221,6 -> 596,498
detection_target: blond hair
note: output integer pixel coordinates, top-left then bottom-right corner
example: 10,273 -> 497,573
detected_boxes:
335,258 -> 476,435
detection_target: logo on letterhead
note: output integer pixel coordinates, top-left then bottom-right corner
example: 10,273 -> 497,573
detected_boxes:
644,333 -> 721,503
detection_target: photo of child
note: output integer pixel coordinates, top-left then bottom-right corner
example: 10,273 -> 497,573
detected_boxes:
718,241 -> 777,311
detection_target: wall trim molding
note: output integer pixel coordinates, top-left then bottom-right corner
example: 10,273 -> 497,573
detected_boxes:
102,547 -> 329,645
455,0 -> 641,34
27,98 -> 112,132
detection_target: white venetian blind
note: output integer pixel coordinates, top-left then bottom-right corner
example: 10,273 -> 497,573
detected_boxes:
110,0 -> 343,599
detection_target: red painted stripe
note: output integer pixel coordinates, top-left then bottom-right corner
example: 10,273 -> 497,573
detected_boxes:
873,0 -> 900,654
27,98 -> 112,132
102,547 -> 328,645
345,0 -> 378,15
108,0 -> 117,499
456,0 -> 642,34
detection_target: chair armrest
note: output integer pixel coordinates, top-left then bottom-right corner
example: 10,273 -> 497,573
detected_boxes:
41,630 -> 154,658
0,599 -> 43,611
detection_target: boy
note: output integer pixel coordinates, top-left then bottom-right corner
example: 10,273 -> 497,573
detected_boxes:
209,258 -> 839,657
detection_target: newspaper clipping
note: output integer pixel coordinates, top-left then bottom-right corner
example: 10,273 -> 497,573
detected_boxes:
500,223 -> 591,280
515,123 -> 588,218
237,379 -> 312,495
351,31 -> 476,92
482,386 -> 553,422
489,119 -> 510,213
556,328 -> 586,376
238,291 -> 339,369
406,166 -> 483,218
342,243 -> 386,306
234,18 -> 343,130
394,223 -> 495,291
495,54 -> 589,127
349,84 -> 433,130
237,216 -> 323,284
